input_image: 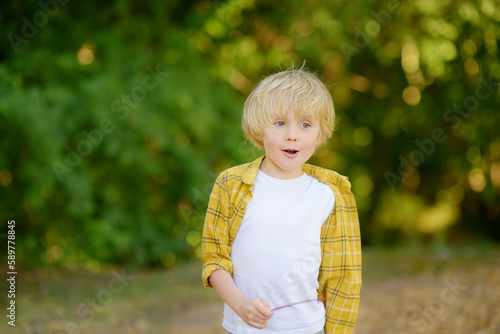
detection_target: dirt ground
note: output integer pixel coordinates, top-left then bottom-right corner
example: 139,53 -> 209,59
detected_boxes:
3,246 -> 500,334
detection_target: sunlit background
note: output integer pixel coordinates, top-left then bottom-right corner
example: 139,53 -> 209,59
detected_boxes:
1,0 -> 500,332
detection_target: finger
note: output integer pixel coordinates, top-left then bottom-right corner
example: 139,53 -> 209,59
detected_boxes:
259,297 -> 270,308
248,313 -> 266,323
249,318 -> 267,329
256,298 -> 274,317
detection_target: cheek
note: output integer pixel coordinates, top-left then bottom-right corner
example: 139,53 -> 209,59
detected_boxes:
305,130 -> 321,144
262,133 -> 272,150
315,132 -> 323,145
263,129 -> 277,143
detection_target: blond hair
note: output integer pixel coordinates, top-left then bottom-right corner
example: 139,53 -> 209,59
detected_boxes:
242,65 -> 335,150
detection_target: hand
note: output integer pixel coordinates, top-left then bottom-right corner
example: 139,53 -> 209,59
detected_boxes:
237,297 -> 274,329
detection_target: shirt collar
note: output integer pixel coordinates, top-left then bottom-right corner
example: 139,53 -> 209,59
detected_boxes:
241,156 -> 265,185
240,155 -> 342,186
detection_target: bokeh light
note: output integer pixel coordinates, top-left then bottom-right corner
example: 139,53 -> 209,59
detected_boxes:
77,43 -> 95,65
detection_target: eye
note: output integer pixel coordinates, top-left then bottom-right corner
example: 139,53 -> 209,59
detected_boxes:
275,121 -> 286,127
301,122 -> 311,128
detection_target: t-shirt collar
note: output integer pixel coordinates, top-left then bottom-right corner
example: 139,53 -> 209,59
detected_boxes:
241,155 -> 321,185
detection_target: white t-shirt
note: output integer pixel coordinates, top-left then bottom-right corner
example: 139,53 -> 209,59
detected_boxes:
223,170 -> 335,334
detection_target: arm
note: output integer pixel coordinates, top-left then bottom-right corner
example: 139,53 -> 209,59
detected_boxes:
209,269 -> 273,329
320,180 -> 362,334
202,173 -> 273,328
202,173 -> 233,288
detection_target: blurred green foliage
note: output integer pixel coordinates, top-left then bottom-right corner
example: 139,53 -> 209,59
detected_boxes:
1,0 -> 499,269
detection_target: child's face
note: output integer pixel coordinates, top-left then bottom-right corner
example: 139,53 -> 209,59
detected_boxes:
260,110 -> 322,179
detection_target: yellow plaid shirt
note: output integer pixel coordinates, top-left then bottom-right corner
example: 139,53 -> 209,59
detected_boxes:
202,156 -> 362,334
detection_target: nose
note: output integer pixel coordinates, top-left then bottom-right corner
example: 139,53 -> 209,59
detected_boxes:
286,126 -> 297,141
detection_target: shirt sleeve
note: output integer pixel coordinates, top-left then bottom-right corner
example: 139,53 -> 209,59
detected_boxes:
318,179 -> 362,334
202,171 -> 234,288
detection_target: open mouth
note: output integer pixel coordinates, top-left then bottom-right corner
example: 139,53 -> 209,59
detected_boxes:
283,149 -> 298,154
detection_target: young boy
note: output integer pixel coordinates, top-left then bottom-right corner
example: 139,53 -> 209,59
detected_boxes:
202,65 -> 361,334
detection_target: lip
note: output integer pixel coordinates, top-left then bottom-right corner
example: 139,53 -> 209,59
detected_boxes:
282,148 -> 299,158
